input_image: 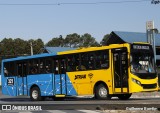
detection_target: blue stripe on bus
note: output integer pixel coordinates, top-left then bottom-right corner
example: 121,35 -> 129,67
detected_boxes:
27,73 -> 77,96
2,73 -> 77,97
2,76 -> 17,96
2,53 -> 57,62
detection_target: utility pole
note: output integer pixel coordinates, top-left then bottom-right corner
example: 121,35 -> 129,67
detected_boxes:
146,21 -> 159,64
30,42 -> 33,55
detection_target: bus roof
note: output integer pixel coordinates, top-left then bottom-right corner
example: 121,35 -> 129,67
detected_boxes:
2,53 -> 56,62
2,47 -> 77,62
58,43 -> 131,55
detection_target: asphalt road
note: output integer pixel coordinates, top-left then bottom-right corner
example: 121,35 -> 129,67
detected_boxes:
0,90 -> 160,111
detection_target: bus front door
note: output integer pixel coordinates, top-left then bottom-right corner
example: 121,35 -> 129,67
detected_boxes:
17,62 -> 27,96
112,48 -> 129,93
54,59 -> 67,96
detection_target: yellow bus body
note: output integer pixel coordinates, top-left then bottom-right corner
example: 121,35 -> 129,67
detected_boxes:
58,43 -> 158,96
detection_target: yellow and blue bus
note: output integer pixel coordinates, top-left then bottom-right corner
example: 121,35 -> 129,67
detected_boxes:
1,42 -> 158,101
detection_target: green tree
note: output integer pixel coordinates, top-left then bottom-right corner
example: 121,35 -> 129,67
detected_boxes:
13,38 -> 28,55
0,38 -> 15,57
46,35 -> 64,47
100,34 -> 110,46
28,39 -> 44,55
0,38 -> 44,57
64,33 -> 81,48
0,38 -> 32,57
80,33 -> 100,47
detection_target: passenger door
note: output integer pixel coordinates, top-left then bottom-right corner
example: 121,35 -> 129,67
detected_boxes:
17,62 -> 28,95
112,48 -> 129,93
54,58 -> 67,95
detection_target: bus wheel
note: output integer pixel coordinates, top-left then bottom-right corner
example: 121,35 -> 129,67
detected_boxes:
117,94 -> 132,100
30,87 -> 43,101
95,84 -> 111,100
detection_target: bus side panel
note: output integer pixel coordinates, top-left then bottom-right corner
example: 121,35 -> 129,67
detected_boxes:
2,76 -> 18,96
66,71 -> 92,96
54,74 -> 67,95
27,74 -> 54,96
66,73 -> 77,96
17,77 -> 27,95
66,70 -> 113,96
54,74 -> 61,94
61,74 -> 66,94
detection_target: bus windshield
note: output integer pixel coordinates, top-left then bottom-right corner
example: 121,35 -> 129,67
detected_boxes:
131,52 -> 155,74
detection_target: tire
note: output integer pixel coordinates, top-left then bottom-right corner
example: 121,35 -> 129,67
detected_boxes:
30,87 -> 43,101
117,94 -> 132,100
95,84 -> 111,100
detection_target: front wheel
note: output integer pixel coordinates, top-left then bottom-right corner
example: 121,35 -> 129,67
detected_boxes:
30,87 -> 43,101
95,84 -> 111,100
117,94 -> 132,100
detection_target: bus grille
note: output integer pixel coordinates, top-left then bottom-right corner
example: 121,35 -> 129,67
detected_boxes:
141,83 -> 157,89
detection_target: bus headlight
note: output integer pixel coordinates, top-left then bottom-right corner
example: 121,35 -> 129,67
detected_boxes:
132,78 -> 141,86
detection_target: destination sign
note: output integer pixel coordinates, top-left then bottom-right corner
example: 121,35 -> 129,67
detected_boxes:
132,45 -> 150,50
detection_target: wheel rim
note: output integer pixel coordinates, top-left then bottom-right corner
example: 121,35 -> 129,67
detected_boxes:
99,87 -> 107,97
32,90 -> 38,99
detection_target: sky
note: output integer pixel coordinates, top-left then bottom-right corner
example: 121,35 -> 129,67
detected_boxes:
0,0 -> 160,44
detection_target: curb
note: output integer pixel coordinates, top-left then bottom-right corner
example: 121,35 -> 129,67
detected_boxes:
131,92 -> 160,98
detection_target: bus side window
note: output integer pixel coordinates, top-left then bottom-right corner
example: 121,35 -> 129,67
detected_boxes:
101,50 -> 109,69
74,54 -> 80,71
95,51 -> 101,69
29,60 -> 38,75
4,62 -> 9,76
4,67 -> 9,76
4,62 -> 15,76
17,63 -> 23,77
61,58 -> 66,74
95,50 -> 109,69
88,53 -> 95,70
23,62 -> 27,76
28,60 -> 32,74
45,59 -> 52,73
40,59 -> 45,73
33,60 -> 39,74
17,62 -> 28,77
67,57 -> 72,72
67,55 -> 74,72
81,53 -> 88,71
10,62 -> 16,76
66,54 -> 80,72
54,60 -> 59,74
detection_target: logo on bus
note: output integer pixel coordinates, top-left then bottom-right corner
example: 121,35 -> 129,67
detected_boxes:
88,73 -> 93,79
74,74 -> 86,80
